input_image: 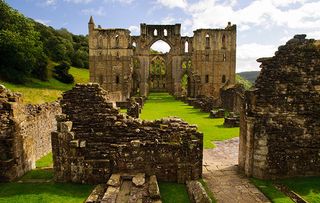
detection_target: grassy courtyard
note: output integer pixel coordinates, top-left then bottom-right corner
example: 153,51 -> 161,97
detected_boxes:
140,92 -> 240,148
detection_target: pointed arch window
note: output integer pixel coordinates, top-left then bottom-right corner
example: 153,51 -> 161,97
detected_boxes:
154,29 -> 158,36
185,41 -> 189,53
164,29 -> 168,36
205,34 -> 210,48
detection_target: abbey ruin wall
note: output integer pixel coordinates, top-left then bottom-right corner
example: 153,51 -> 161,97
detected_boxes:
0,86 -> 61,181
239,35 -> 320,179
52,84 -> 203,184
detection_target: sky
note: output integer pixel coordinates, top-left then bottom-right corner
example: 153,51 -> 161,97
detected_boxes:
6,0 -> 320,72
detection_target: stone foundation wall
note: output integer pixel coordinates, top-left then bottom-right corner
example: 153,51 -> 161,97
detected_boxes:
220,84 -> 244,114
239,35 -> 320,179
0,85 -> 61,182
52,84 -> 203,184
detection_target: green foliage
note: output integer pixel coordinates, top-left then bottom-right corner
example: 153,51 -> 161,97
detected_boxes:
236,74 -> 252,90
0,1 -> 89,85
53,62 -> 74,84
0,1 -> 48,83
0,183 -> 94,203
250,178 -> 294,203
140,93 -> 239,148
159,182 -> 190,203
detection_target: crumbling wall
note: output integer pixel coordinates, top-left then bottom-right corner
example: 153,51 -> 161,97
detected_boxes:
220,84 -> 245,114
52,84 -> 203,184
0,85 -> 61,181
239,35 -> 320,179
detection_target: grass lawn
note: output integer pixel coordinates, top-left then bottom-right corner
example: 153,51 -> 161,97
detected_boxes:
140,92 -> 239,148
251,178 -> 294,203
0,183 -> 94,203
159,182 -> 190,203
279,177 -> 320,203
0,66 -> 89,104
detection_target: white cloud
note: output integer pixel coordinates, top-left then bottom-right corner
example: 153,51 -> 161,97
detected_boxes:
64,0 -> 93,3
156,0 -> 188,9
82,7 -> 106,16
128,25 -> 139,35
104,0 -> 135,4
161,16 -> 175,24
45,0 -> 57,6
35,19 -> 51,26
236,43 -> 277,72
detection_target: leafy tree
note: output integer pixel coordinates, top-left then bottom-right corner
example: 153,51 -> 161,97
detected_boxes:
0,1 -> 47,83
53,62 -> 74,84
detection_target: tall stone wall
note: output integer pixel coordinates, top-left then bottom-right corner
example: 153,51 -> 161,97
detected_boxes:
0,85 -> 61,182
239,35 -> 320,179
52,84 -> 203,184
220,84 -> 245,114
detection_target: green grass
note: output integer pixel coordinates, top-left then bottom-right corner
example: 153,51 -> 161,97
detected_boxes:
159,182 -> 190,203
250,178 -> 294,203
140,93 -> 239,148
0,66 -> 89,104
0,183 -> 94,203
36,152 -> 53,168
278,177 -> 320,203
20,169 -> 54,181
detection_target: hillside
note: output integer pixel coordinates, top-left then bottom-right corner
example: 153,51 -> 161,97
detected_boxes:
0,64 -> 89,104
238,71 -> 260,84
236,74 -> 252,90
0,1 -> 88,84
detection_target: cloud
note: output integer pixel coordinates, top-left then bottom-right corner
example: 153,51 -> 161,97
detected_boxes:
64,0 -> 93,3
44,0 -> 57,6
156,0 -> 188,9
128,25 -> 139,35
35,19 -> 51,26
236,43 -> 277,72
161,16 -> 175,24
82,7 -> 106,16
104,0 -> 135,4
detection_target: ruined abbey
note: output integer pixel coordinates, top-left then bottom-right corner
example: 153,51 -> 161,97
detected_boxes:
88,17 -> 236,101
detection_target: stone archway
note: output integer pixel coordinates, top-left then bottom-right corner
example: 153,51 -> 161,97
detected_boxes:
149,55 -> 167,92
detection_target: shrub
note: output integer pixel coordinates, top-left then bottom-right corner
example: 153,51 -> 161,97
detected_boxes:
53,62 -> 74,84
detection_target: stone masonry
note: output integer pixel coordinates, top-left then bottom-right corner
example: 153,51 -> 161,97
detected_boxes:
0,85 -> 61,182
88,17 -> 236,101
239,35 -> 320,179
52,84 -> 203,184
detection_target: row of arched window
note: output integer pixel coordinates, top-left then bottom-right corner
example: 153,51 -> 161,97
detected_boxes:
153,29 -> 168,37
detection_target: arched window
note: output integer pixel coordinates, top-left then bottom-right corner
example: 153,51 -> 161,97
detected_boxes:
132,42 -> 137,48
98,36 -> 103,49
205,75 -> 209,83
205,34 -> 210,48
223,53 -> 226,61
164,29 -> 168,36
115,34 -> 119,47
116,75 -> 120,84
154,29 -> 158,36
222,75 -> 226,83
185,41 -> 189,53
116,52 -> 120,59
222,35 -> 226,48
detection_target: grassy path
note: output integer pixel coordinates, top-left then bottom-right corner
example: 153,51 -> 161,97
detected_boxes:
140,92 -> 239,148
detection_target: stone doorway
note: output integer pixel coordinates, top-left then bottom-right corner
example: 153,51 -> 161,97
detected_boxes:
149,55 -> 167,91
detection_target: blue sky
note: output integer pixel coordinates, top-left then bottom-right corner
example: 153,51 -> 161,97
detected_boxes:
6,0 -> 320,72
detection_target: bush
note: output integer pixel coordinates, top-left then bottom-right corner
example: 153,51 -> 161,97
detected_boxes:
53,62 -> 74,84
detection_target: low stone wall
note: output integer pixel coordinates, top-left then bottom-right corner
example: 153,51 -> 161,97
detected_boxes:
239,35 -> 320,179
52,84 -> 203,184
0,85 -> 61,182
220,84 -> 244,114
187,180 -> 212,203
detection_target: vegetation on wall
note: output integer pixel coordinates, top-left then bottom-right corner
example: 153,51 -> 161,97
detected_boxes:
0,1 -> 88,84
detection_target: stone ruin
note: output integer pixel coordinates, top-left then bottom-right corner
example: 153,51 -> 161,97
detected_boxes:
220,83 -> 245,114
239,35 -> 320,179
52,84 -> 203,184
0,85 -> 61,181
88,17 -> 236,101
